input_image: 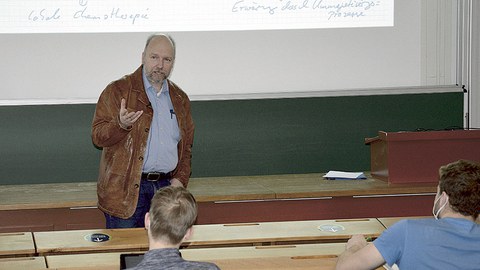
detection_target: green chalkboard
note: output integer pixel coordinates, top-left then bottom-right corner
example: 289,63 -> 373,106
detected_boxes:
0,92 -> 464,185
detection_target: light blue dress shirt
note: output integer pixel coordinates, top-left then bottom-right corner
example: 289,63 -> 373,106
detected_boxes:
142,68 -> 180,173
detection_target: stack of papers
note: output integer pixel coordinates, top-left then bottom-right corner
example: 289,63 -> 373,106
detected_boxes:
323,171 -> 367,180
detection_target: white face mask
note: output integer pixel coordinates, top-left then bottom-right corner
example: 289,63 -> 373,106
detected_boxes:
432,193 -> 449,220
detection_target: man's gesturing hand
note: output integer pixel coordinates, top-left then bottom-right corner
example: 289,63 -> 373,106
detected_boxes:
119,98 -> 143,129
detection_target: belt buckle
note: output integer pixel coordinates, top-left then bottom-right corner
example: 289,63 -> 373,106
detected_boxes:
146,172 -> 161,181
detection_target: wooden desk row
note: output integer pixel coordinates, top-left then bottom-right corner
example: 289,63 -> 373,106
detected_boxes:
0,232 -> 35,258
1,217 -> 423,258
0,173 -> 438,232
1,243 -> 388,270
35,218 -> 385,256
50,243 -> 351,270
0,217 -> 424,269
0,174 -> 437,211
1,217 -> 396,257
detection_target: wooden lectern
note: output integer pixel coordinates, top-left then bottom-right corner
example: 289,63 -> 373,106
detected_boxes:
365,130 -> 480,184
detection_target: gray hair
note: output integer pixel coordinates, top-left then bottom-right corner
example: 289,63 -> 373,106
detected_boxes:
144,34 -> 176,58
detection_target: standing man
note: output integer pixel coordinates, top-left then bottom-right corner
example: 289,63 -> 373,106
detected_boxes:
92,34 -> 194,228
335,159 -> 480,270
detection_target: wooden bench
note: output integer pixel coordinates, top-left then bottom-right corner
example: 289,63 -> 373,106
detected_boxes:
187,218 -> 384,247
210,257 -> 340,270
35,218 -> 385,255
45,243 -> 388,270
34,228 -> 148,256
46,243 -> 345,269
0,256 -> 46,269
0,232 -> 36,258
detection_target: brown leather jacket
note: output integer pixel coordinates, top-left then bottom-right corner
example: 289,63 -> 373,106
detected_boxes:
91,66 -> 194,218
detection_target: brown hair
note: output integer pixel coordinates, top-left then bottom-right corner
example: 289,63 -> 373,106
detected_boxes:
439,159 -> 480,219
148,186 -> 197,245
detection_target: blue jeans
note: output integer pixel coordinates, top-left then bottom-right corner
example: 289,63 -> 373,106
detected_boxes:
104,178 -> 170,229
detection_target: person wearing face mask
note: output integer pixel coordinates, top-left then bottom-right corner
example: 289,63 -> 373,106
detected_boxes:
335,159 -> 480,270
92,34 -> 194,229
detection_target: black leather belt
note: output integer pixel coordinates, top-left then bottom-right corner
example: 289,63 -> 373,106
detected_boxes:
141,172 -> 172,181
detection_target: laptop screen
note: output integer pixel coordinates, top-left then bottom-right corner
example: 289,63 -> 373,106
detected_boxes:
120,253 -> 144,269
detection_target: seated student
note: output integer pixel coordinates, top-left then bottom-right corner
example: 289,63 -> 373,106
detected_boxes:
335,159 -> 480,270
127,186 -> 220,270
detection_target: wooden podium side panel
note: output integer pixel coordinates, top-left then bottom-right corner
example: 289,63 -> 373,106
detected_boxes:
369,130 -> 480,184
388,138 -> 480,183
370,140 -> 388,181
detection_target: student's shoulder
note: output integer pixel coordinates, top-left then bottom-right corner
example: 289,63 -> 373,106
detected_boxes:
381,218 -> 436,237
394,217 -> 436,228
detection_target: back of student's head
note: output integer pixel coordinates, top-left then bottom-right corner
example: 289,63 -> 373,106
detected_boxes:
439,159 -> 480,219
148,186 -> 198,245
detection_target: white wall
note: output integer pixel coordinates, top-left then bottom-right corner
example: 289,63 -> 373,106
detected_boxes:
469,1 -> 480,129
0,0 -> 458,105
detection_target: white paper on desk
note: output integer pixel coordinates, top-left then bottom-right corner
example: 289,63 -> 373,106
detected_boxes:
323,171 -> 367,180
